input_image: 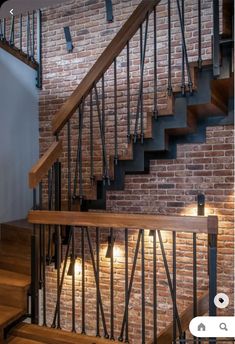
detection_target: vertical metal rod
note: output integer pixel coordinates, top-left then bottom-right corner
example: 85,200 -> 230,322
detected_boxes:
39,182 -> 43,291
212,0 -> 220,77
71,227 -> 76,332
124,228 -> 129,343
42,224 -> 47,326
114,58 -> 118,164
157,230 -> 182,337
86,228 -> 109,338
153,6 -> 158,119
139,23 -> 144,144
176,0 -> 193,93
198,0 -> 202,69
31,226 -> 39,324
119,230 -> 142,341
56,226 -> 61,329
101,75 -> 106,183
153,230 -> 157,343
36,9 -> 42,89
19,14 -> 22,51
96,227 -> 100,337
81,227 -> 86,334
167,0 -> 172,95
172,232 -> 177,344
126,42 -> 131,143
141,229 -> 145,344
78,103 -> 84,204
181,0 -> 186,96
193,232 -> 198,344
67,120 -> 72,211
32,11 -> 35,59
110,228 -> 114,340
134,14 -> 149,143
208,234 -> 217,344
90,90 -> 95,184
54,162 -> 61,211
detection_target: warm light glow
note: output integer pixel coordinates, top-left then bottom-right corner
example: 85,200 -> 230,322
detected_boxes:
113,245 -> 121,258
74,259 -> 82,275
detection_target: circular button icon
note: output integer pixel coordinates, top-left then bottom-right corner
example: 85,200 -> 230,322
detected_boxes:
214,293 -> 229,309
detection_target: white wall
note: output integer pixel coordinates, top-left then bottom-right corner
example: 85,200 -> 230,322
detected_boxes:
0,48 -> 39,222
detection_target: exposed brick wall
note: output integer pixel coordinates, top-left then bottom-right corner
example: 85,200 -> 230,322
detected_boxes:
38,0 -> 234,342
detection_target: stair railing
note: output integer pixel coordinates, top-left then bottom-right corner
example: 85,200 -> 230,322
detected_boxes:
0,10 -> 42,88
28,210 -> 218,343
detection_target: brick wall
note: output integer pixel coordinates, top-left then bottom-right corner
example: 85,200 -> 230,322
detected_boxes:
39,0 -> 234,342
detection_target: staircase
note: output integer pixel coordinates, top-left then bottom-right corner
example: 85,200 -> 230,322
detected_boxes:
0,0 -> 234,343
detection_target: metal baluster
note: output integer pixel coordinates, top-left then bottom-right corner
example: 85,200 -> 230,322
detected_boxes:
36,10 -> 42,89
119,230 -> 142,341
134,14 -> 149,143
141,229 -> 145,344
42,223 -> 47,326
102,75 -> 108,184
198,0 -> 202,69
90,90 -> 95,185
114,58 -> 118,164
127,41 -> 131,143
56,226 -> 61,329
71,227 -> 76,332
157,230 -> 183,337
86,228 -> 109,338
19,14 -> 22,51
139,23 -> 143,144
173,232 -> 177,344
94,85 -> 109,180
124,228 -> 129,343
39,182 -> 43,290
176,0 -> 193,94
167,0 -> 172,96
153,6 -> 158,119
96,228 -> 100,337
208,234 -> 217,344
78,103 -> 84,204
212,0 -> 220,77
153,230 -> 157,343
110,228 -> 114,340
9,15 -> 14,46
67,120 -> 72,210
32,11 -> 35,59
181,0 -> 186,96
81,227 -> 86,334
193,232 -> 198,344
47,169 -> 52,264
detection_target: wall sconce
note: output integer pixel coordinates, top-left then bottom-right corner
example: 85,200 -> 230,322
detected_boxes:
106,235 -> 115,258
67,255 -> 81,276
197,193 -> 205,216
64,26 -> 74,53
105,0 -> 114,23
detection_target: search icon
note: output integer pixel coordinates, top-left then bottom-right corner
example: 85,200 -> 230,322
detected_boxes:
219,323 -> 228,331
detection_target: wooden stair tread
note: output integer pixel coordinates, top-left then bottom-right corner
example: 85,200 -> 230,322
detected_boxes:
0,269 -> 30,288
8,337 -> 47,344
13,323 -> 114,344
0,241 -> 30,256
2,219 -> 33,231
0,305 -> 24,328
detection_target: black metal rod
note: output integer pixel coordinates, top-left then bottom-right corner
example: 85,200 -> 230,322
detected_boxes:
110,228 -> 114,340
36,10 -> 42,89
153,6 -> 158,119
124,228 -> 129,342
85,228 -> 109,338
126,42 -> 131,143
71,226 -> 76,332
56,226 -> 61,329
181,0 -> 186,96
134,14 -> 149,143
94,85 -> 109,178
153,230 -> 157,343
81,227 -> 86,334
140,23 -> 143,144
78,102 -> 84,203
193,233 -> 197,344
141,229 -> 145,344
54,161 -> 61,211
31,229 -> 39,324
212,0 -> 220,77
176,0 -> 193,93
167,0 -> 172,95
198,0 -> 202,69
90,90 -> 95,184
173,232 -> 177,344
114,58 -> 118,164
157,230 -> 182,337
208,234 -> 217,344
42,224 -> 47,326
119,230 -> 142,341
96,227 -> 100,337
102,75 -> 106,183
67,120 -> 72,211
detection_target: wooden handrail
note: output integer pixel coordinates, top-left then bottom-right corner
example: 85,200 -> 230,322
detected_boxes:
52,0 -> 160,135
28,211 -> 218,234
153,292 -> 209,344
29,141 -> 63,188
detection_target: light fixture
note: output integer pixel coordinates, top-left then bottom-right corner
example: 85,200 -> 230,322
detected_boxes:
64,26 -> 74,53
105,235 -> 115,258
67,255 -> 82,276
197,193 -> 205,216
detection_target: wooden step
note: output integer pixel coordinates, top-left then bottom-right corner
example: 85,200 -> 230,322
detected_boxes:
0,305 -> 24,331
0,242 -> 31,276
8,337 -> 46,344
13,323 -> 114,344
0,269 -> 30,288
1,219 -> 33,246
